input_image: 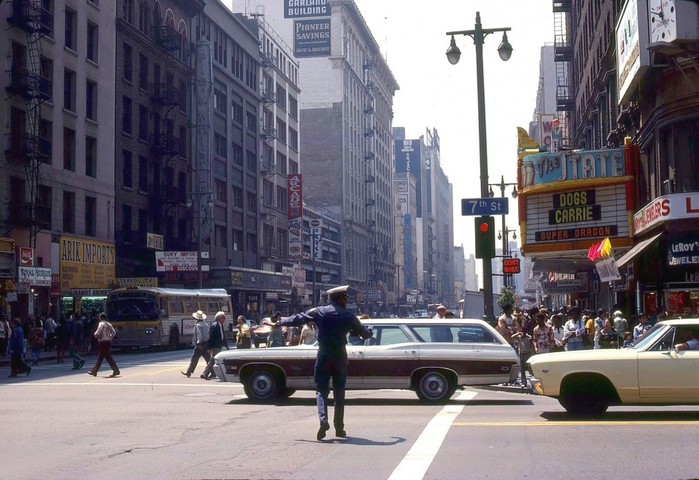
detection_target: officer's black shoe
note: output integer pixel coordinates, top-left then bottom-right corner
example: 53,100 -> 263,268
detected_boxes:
336,429 -> 347,438
317,421 -> 330,441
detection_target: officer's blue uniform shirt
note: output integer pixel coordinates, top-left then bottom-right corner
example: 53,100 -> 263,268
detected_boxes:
279,303 -> 371,354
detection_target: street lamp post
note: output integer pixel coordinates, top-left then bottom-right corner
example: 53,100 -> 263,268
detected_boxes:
446,12 -> 512,322
489,175 -> 518,288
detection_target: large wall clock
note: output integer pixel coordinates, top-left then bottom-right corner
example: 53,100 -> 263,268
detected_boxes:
648,0 -> 698,43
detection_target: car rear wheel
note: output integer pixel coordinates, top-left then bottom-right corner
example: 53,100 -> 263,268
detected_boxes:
244,369 -> 282,401
416,370 -> 455,403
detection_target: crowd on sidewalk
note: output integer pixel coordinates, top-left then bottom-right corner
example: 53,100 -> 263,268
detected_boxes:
495,303 -> 658,360
1,311 -> 104,377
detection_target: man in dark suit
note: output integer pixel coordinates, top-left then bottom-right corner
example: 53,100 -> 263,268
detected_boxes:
201,312 -> 229,380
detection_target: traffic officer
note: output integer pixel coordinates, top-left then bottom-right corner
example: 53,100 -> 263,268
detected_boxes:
273,285 -> 372,440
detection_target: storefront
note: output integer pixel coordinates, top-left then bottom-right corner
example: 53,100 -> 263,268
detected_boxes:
208,267 -> 292,319
59,236 -> 116,319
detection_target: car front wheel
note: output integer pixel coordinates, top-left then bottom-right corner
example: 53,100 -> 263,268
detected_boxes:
416,370 -> 455,403
244,369 -> 282,401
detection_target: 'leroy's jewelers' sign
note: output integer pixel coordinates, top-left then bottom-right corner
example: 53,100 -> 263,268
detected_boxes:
668,234 -> 699,267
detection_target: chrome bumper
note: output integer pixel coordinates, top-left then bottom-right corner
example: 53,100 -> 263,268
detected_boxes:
529,378 -> 544,395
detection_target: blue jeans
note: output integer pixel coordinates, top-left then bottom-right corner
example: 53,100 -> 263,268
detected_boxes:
314,351 -> 348,430
566,340 -> 584,351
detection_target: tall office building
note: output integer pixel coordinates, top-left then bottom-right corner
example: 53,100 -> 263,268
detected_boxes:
230,0 -> 399,312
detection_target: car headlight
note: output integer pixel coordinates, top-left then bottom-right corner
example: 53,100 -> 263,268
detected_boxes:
145,328 -> 154,335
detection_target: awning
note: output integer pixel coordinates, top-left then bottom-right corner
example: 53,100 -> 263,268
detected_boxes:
616,233 -> 663,268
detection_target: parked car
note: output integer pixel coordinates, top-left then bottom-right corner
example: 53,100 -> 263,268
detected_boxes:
213,318 -> 519,402
527,318 -> 699,416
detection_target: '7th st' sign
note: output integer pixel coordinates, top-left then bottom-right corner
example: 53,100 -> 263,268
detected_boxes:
461,198 -> 509,216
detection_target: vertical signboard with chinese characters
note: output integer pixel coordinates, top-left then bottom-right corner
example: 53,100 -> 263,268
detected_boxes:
287,174 -> 303,261
310,218 -> 322,260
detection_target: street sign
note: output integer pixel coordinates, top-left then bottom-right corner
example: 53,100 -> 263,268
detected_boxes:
503,257 -> 521,274
461,198 -> 509,216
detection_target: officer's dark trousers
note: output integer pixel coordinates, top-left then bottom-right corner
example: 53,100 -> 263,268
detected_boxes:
314,352 -> 348,430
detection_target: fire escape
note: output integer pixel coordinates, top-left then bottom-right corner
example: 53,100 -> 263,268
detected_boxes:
363,58 -> 377,287
4,0 -> 53,247
259,57 -> 278,258
553,0 -> 572,150
149,23 -> 186,249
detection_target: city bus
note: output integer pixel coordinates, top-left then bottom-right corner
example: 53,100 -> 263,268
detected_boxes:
105,287 -> 234,349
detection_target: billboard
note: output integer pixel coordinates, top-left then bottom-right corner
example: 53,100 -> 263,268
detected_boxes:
155,251 -> 198,272
284,0 -> 330,18
395,139 -> 423,215
294,19 -> 331,58
59,236 -> 116,293
615,0 -> 650,104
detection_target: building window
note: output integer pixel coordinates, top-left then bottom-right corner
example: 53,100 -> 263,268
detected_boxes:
246,233 -> 257,253
65,7 -> 76,50
85,136 -> 97,177
122,96 -> 132,134
263,180 -> 274,207
121,204 -> 132,237
277,152 -> 287,175
40,56 -> 53,102
37,185 -> 52,229
246,111 -> 257,133
232,186 -> 243,209
289,95 -> 298,120
139,53 -> 148,90
122,0 -> 134,24
138,155 -> 148,192
123,43 -> 133,82
214,88 -> 226,115
231,101 -> 243,124
63,127 -> 75,171
139,104 -> 148,140
122,150 -> 133,188
63,191 -> 75,233
246,151 -> 256,172
215,225 -> 227,248
85,196 -> 97,236
232,229 -> 243,251
138,1 -> 149,33
289,159 -> 298,174
86,21 -> 98,62
214,133 -> 227,158
232,143 -> 243,168
86,79 -> 97,121
63,68 -> 76,112
289,127 -> 298,151
276,118 -> 287,144
215,179 -> 227,203
247,192 -> 257,213
276,85 -> 286,110
276,185 -> 287,212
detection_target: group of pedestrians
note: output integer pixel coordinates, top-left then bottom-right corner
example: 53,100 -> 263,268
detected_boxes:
497,304 -> 653,357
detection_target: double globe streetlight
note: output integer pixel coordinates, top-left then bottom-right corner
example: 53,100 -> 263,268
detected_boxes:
446,12 -> 512,322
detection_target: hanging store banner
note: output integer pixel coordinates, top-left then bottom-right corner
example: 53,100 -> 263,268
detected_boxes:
288,174 -> 303,261
294,19 -> 331,58
59,236 -> 116,293
595,258 -> 622,282
284,0 -> 330,18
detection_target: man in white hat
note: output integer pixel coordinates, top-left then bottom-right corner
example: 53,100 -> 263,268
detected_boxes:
181,310 -> 210,378
271,285 -> 372,440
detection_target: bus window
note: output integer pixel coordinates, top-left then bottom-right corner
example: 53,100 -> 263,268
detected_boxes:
169,301 -> 184,315
184,301 -> 198,314
219,302 -> 230,313
207,302 -> 218,314
107,296 -> 158,321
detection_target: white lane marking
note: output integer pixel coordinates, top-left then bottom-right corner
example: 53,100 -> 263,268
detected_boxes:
388,390 -> 476,480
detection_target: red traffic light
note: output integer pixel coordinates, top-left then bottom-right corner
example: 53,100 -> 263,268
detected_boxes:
479,222 -> 489,233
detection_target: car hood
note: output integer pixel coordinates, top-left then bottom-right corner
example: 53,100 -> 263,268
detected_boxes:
528,348 -> 639,366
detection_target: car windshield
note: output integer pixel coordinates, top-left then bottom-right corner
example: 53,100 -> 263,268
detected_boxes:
630,323 -> 668,350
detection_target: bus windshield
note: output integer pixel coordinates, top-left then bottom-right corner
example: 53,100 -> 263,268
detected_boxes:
106,295 -> 159,321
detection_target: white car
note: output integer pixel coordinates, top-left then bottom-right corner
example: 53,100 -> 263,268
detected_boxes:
527,318 -> 699,415
213,318 -> 519,402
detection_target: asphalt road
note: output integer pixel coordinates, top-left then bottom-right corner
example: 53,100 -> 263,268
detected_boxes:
3,349 -> 699,480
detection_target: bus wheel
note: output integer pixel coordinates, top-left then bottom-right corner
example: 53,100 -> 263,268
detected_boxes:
168,326 -> 180,350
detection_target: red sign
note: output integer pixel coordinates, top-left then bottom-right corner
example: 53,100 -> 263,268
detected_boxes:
19,247 -> 34,266
287,174 -> 303,220
503,258 -> 521,274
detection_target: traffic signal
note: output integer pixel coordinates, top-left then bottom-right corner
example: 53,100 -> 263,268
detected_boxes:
475,216 -> 495,259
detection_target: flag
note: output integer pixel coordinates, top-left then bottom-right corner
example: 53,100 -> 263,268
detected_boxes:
599,237 -> 612,258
